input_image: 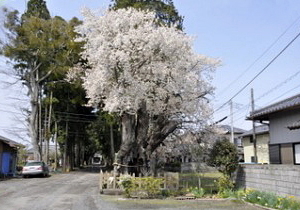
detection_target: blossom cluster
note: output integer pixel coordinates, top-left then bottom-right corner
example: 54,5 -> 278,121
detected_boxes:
75,8 -> 219,117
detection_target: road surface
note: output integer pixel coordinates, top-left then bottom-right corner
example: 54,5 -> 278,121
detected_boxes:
0,170 -> 261,210
0,170 -> 115,210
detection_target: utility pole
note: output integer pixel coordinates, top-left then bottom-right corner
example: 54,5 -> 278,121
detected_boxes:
230,100 -> 234,143
251,88 -> 258,163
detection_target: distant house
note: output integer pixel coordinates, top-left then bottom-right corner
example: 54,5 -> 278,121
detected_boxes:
26,148 -> 34,161
217,125 -> 246,161
240,125 -> 269,164
0,135 -> 21,177
248,93 -> 300,165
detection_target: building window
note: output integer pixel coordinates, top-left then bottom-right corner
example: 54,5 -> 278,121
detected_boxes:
235,138 -> 242,147
269,144 -> 281,164
294,143 -> 300,164
250,136 -> 253,143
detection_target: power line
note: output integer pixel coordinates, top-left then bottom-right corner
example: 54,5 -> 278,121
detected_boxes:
221,76 -> 300,125
214,29 -> 300,113
264,83 -> 300,106
224,68 -> 300,118
216,15 -> 300,98
55,111 -> 97,117
255,69 -> 300,102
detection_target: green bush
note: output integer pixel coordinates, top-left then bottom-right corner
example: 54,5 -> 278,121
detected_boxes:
207,138 -> 238,176
244,189 -> 300,210
187,187 -> 205,198
217,175 -> 234,193
234,188 -> 246,200
192,187 -> 205,198
161,188 -> 188,197
121,176 -> 164,198
218,188 -> 235,198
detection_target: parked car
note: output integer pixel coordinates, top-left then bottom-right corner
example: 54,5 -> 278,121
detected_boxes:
22,161 -> 49,178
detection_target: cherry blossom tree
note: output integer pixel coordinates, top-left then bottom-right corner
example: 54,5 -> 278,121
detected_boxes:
72,8 -> 220,171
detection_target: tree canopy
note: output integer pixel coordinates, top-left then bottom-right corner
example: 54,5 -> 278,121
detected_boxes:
207,138 -> 239,176
1,0 -> 89,163
71,8 -> 219,170
110,0 -> 184,30
21,0 -> 50,21
77,8 -> 217,117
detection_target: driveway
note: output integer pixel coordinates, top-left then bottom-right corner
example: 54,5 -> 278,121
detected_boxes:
0,171 -> 115,210
0,170 -> 261,210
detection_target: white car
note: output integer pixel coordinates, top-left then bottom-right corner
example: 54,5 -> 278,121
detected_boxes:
22,161 -> 49,178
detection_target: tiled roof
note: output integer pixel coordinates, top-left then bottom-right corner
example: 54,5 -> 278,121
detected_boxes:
240,125 -> 269,137
0,135 -> 22,148
287,121 -> 300,130
217,125 -> 246,134
248,93 -> 300,120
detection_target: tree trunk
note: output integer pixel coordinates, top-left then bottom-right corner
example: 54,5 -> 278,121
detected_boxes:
135,102 -> 150,174
43,102 -> 48,163
29,70 -> 40,161
117,113 -> 136,165
146,116 -> 178,158
110,124 -> 115,165
46,91 -> 53,165
63,119 -> 68,172
54,120 -> 58,170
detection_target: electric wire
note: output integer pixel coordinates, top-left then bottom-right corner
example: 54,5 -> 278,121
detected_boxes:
214,30 -> 300,114
264,83 -> 300,106
228,69 -> 300,118
216,15 -> 300,99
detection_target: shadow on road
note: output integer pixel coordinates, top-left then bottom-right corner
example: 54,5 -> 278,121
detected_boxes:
73,165 -> 112,174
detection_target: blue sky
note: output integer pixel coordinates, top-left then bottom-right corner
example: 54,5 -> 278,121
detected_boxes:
1,0 -> 300,143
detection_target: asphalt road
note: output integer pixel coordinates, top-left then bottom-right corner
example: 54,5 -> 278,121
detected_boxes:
0,170 -> 116,210
0,170 -> 261,210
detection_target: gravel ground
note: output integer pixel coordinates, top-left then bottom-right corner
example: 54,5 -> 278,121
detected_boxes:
0,170 -> 261,210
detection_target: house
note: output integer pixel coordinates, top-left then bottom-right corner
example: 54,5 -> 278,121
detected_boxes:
248,93 -> 300,164
0,135 -> 21,177
240,125 -> 269,164
216,125 -> 246,161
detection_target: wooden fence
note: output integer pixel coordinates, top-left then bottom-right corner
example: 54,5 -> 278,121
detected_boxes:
99,170 -> 179,193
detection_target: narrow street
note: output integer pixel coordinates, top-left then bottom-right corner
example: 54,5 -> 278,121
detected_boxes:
0,169 -> 261,210
0,169 -> 116,210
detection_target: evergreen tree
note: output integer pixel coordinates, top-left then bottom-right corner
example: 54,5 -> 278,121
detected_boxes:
207,138 -> 239,176
110,0 -> 184,30
1,1 -> 85,162
21,0 -> 50,21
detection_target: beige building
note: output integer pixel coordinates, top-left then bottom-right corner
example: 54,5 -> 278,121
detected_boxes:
241,125 -> 269,164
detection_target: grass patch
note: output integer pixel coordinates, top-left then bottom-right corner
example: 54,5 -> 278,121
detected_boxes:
179,172 -> 221,193
101,195 -> 261,209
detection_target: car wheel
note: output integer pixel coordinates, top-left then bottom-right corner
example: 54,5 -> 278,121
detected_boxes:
22,175 -> 27,178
